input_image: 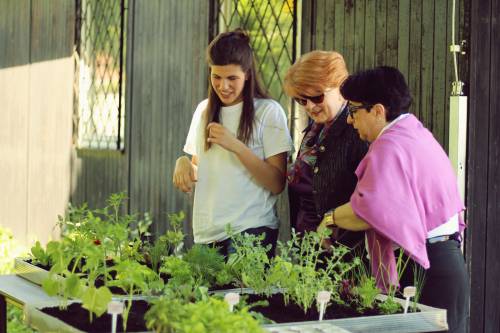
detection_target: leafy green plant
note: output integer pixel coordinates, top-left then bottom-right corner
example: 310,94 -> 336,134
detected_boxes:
145,296 -> 265,333
269,229 -> 359,312
29,241 -> 51,267
183,244 -> 226,287
56,192 -> 152,263
0,226 -> 34,333
352,276 -> 380,310
349,254 -> 380,311
410,262 -> 426,312
146,211 -> 186,273
109,260 -> 162,331
375,246 -> 409,314
36,193 -> 167,322
226,231 -> 271,293
7,304 -> 35,333
164,211 -> 186,255
81,286 -> 113,321
159,255 -> 214,302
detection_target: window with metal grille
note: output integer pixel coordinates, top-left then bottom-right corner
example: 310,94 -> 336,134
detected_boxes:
210,0 -> 298,113
74,0 -> 127,150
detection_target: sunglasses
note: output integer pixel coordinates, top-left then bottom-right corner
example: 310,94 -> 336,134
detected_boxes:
293,93 -> 325,106
347,103 -> 374,118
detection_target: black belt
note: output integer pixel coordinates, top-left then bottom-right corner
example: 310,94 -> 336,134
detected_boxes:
426,232 -> 460,244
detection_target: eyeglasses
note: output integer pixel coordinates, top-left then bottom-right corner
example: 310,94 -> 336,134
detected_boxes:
347,103 -> 373,118
293,93 -> 325,106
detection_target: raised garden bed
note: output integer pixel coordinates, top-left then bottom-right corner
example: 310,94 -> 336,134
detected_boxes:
24,293 -> 447,333
15,258 -> 51,286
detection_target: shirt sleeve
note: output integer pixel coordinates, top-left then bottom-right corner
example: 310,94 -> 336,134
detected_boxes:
261,100 -> 294,159
183,100 -> 208,156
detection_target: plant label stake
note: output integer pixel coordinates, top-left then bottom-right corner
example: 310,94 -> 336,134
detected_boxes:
107,300 -> 124,333
403,286 -> 416,314
224,292 -> 240,312
316,291 -> 331,321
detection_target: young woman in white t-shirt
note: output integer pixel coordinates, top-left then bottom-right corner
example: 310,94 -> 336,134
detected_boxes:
172,29 -> 293,256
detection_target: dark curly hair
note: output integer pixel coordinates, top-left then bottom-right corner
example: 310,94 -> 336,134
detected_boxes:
340,66 -> 412,121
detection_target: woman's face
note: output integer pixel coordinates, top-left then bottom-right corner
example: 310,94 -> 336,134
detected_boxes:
210,64 -> 247,106
296,87 -> 345,124
346,102 -> 384,142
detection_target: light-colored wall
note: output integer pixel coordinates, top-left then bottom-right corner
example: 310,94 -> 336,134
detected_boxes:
0,60 -> 73,246
0,65 -> 30,244
0,0 -> 75,246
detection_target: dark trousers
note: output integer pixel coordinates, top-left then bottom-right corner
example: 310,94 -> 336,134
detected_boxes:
212,226 -> 278,258
399,239 -> 469,333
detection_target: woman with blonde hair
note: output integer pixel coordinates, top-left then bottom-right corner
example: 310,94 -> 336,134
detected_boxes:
284,50 -> 367,249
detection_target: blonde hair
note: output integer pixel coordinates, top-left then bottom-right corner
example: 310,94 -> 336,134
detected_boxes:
284,50 -> 348,97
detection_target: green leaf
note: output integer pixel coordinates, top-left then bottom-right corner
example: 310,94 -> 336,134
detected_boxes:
64,273 -> 83,299
42,277 -> 59,296
82,286 -> 112,317
30,241 -> 49,266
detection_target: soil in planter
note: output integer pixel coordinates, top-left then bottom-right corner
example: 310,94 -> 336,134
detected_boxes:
25,259 -> 51,271
246,293 -> 406,323
42,300 -> 149,332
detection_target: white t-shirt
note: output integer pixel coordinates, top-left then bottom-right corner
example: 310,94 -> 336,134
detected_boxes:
183,98 -> 293,243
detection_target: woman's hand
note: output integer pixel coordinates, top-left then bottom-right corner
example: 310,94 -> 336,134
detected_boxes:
172,156 -> 197,193
206,122 -> 245,154
207,122 -> 287,194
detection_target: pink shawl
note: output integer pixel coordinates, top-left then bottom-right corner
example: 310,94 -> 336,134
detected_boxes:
350,115 -> 465,291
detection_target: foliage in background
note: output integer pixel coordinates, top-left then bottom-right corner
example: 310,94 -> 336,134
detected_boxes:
0,226 -> 27,274
0,226 -> 35,333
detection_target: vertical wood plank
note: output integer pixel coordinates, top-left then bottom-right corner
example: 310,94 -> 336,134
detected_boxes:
324,0 -> 335,50
408,0 -> 422,117
333,0 -> 344,53
0,0 -> 31,244
397,0 -> 410,79
420,0 -> 434,130
466,0 -> 490,332
353,0 -> 365,72
375,0 -> 387,66
129,0 -> 209,243
0,0 -> 31,69
484,0 -> 500,329
432,0 -> 448,146
315,0 -> 326,49
363,0 -> 376,70
443,0 -> 454,149
30,0 -> 74,63
300,0 -> 313,53
343,0 -> 355,68
28,56 -> 74,244
386,0 -> 398,67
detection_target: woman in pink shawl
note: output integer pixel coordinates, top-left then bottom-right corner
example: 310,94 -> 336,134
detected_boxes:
318,66 -> 468,333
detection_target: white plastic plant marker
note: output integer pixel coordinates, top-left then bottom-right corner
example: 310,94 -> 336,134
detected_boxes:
316,290 -> 331,321
224,292 -> 240,312
107,300 -> 124,333
403,286 -> 417,314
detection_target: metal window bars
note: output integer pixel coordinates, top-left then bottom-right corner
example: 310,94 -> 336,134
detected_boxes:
74,0 -> 127,150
